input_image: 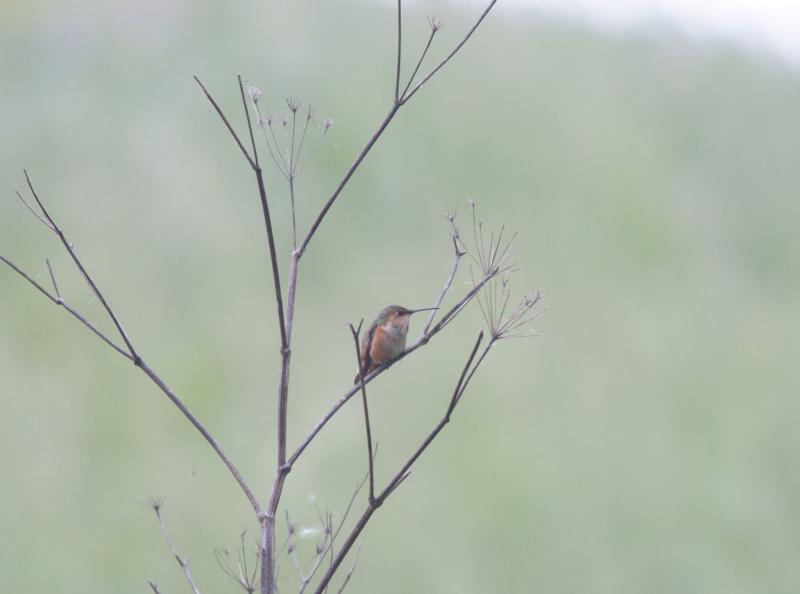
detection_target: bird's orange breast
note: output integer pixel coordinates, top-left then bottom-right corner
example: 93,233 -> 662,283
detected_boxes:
369,325 -> 405,365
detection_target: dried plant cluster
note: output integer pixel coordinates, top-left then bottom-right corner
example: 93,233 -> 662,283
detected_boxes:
1,2 -> 542,593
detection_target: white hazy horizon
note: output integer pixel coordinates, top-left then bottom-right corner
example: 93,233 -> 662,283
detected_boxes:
400,0 -> 800,68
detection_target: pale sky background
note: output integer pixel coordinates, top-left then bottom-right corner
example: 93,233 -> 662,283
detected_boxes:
426,0 -> 800,67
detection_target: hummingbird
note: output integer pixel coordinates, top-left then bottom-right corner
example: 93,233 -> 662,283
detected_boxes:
355,305 -> 438,383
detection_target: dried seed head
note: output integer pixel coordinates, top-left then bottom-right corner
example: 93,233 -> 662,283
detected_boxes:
476,278 -> 543,341
322,117 -> 334,134
145,495 -> 166,511
428,16 -> 445,32
247,85 -> 263,104
287,96 -> 301,113
287,542 -> 296,554
306,103 -> 317,121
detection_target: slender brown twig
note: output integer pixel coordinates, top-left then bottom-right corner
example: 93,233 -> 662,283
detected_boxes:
2,178 -> 262,517
349,321 -> 375,504
404,0 -> 499,102
400,22 -> 439,99
298,0 -> 499,256
149,498 -> 203,594
334,542 -> 362,594
424,233 -> 465,334
23,170 -> 139,359
395,0 -> 403,102
4,4 -> 506,594
311,332 -> 487,594
193,76 -> 255,168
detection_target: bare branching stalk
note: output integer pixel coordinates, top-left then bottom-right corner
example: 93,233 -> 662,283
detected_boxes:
395,0 -> 403,101
1,3 -> 522,594
148,497 -> 203,594
311,331 -> 488,594
299,0 -> 500,255
335,542 -> 362,594
2,181 -> 261,517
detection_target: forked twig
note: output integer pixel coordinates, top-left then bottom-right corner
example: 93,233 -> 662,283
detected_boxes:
2,176 -> 262,517
148,497 -> 202,594
311,331 -> 487,594
335,542 -> 363,594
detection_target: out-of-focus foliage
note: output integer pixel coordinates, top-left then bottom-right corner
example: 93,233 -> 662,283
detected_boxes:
1,1 -> 799,593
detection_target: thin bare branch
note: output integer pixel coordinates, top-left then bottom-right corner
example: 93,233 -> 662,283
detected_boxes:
136,357 -> 263,515
15,189 -> 54,231
298,104 -> 400,256
400,26 -> 438,99
395,0 -> 403,102
151,500 -> 203,594
4,176 -> 262,518
239,74 -> 261,168
148,581 -> 163,594
404,0 -> 499,102
23,170 -> 139,359
423,234 -> 465,334
349,321 -> 375,504
311,332 -> 488,594
194,76 -> 255,169
335,542 -> 363,594
44,258 -> 61,302
299,0 -> 497,256
382,331 -> 484,497
2,254 -> 132,359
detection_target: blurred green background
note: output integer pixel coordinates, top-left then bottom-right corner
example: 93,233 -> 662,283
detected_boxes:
2,1 -> 799,593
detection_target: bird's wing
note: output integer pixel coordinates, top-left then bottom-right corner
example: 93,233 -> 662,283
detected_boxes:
360,320 -> 378,374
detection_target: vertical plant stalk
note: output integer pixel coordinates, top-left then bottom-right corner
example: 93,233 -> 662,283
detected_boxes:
2,4 -> 505,594
311,332 -> 488,594
395,0 -> 402,101
350,321 -> 376,503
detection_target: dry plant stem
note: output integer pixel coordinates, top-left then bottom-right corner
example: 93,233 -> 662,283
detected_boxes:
349,322 -> 376,504
401,28 -> 437,99
193,76 -> 256,169
148,581 -> 163,594
137,358 -> 262,515
334,542 -> 362,594
300,0 -> 498,256
423,235 -> 464,334
311,332 -> 486,594
404,0 -> 499,102
1,254 -> 131,359
298,104 -> 399,256
395,0 -> 402,101
154,505 -> 203,594
1,184 -> 262,517
289,176 -> 297,248
196,76 -> 292,594
23,171 -> 138,358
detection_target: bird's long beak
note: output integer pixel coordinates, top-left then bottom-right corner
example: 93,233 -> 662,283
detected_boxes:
409,307 -> 439,315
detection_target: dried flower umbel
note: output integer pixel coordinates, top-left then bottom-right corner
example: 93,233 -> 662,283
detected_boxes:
247,89 -> 334,247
